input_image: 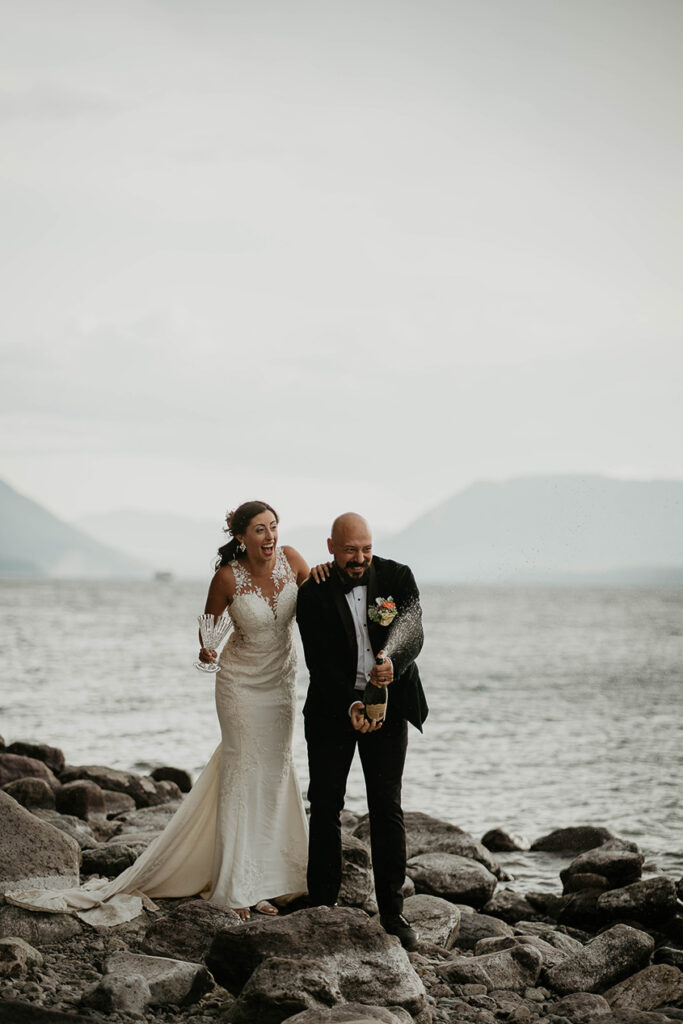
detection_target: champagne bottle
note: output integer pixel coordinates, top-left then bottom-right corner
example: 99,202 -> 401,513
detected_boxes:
362,656 -> 388,722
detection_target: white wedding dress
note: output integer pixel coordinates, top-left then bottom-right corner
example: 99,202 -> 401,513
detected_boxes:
8,548 -> 309,926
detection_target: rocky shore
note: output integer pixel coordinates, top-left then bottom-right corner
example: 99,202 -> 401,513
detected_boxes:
1,735 -> 681,1024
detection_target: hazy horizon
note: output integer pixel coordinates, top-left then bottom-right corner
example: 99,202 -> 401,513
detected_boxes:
2,1 -> 682,535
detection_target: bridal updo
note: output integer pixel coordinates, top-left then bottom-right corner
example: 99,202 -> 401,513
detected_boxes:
215,500 -> 280,568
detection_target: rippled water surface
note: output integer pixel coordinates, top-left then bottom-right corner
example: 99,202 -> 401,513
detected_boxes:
1,580 -> 681,891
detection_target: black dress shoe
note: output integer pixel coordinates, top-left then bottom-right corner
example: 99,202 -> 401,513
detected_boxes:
380,913 -> 419,950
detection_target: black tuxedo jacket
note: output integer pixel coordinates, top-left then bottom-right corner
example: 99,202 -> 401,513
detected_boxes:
296,555 -> 428,732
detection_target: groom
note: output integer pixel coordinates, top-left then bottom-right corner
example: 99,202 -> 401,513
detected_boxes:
296,512 -> 428,949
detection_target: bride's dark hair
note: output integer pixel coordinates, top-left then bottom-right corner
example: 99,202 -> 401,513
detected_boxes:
215,500 -> 279,569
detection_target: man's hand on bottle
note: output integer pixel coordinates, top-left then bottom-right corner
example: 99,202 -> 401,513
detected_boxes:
370,651 -> 393,686
350,701 -> 383,733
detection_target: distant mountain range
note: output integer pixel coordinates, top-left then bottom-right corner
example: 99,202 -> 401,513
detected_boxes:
1,475 -> 682,583
0,480 -> 146,577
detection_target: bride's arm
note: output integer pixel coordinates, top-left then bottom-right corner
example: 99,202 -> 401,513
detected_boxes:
281,545 -> 310,587
198,566 -> 234,664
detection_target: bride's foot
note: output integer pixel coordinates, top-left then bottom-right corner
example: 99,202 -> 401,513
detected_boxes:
253,900 -> 279,916
234,907 -> 251,921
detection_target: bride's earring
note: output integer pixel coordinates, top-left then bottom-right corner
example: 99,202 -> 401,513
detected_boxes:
238,541 -> 246,553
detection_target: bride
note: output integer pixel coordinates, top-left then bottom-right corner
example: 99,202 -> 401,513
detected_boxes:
9,500 -> 312,926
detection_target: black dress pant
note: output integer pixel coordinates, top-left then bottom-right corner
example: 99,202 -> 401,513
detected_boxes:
305,714 -> 408,918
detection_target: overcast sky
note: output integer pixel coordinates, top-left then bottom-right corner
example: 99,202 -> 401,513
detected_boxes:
1,0 -> 681,533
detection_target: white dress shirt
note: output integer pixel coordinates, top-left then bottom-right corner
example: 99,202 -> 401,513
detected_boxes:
345,585 -> 375,690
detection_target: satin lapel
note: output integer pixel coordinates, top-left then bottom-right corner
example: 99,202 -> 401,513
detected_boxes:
366,562 -> 383,656
331,576 -> 358,659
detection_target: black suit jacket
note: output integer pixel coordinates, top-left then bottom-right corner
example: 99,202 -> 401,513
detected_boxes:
296,555 -> 428,732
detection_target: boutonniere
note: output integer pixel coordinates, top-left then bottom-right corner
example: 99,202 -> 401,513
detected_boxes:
368,596 -> 397,627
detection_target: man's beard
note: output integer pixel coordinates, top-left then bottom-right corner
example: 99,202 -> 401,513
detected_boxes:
345,560 -> 370,573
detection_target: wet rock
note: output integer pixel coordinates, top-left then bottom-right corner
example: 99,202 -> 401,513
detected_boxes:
206,905 -> 426,1017
403,894 -> 461,948
2,777 -> 56,810
6,741 -> 65,775
0,790 -> 80,893
31,809 -> 99,849
603,965 -> 682,1011
102,788 -> 136,816
544,924 -> 655,995
0,936 -> 43,978
55,778 -> 106,820
81,843 -> 139,877
597,877 -> 679,926
483,888 -> 538,924
560,841 -> 644,890
339,831 -> 374,908
143,898 -> 243,962
0,753 -> 60,791
150,765 -> 193,793
482,829 -> 529,852
406,852 -> 498,907
453,912 -> 516,949
438,943 -> 543,992
356,810 -> 503,878
0,1002 -> 96,1023
531,827 -> 616,854
0,903 -> 83,943
564,873 -> 611,894
284,1003 -> 410,1023
59,763 -> 170,808
551,992 -> 612,1021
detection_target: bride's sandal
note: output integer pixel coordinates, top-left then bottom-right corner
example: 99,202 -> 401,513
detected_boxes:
253,900 -> 279,916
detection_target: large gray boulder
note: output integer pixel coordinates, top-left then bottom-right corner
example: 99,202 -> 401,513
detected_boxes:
437,943 -> 544,992
0,753 -> 60,791
453,911 -> 515,950
106,951 -> 212,1005
0,903 -> 83,944
403,893 -> 461,949
0,790 -> 80,893
143,899 -> 242,962
355,811 -> 502,878
59,763 -> 179,808
602,965 -> 682,1011
406,851 -> 497,907
339,832 -> 374,908
55,779 -> 106,820
551,992 -> 612,1021
6,741 -> 65,775
560,841 -> 644,890
597,877 -> 679,926
531,827 -> 616,853
544,924 -> 655,995
206,906 -> 426,1018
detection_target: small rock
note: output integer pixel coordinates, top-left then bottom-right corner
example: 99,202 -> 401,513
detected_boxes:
230,954 -> 339,1024
81,843 -> 139,877
406,852 -> 498,908
525,892 -> 570,919
151,778 -> 183,802
603,964 -> 682,1011
0,790 -> 80,892
653,947 -> 683,969
55,778 -> 106,820
560,841 -> 644,890
150,765 -> 193,793
2,777 -> 56,810
6,741 -> 65,775
597,877 -> 679,926
474,934 -> 569,972
531,828 -> 616,854
557,890 -> 605,931
283,1003 -> 408,1023
563,873 -> 610,894
31,809 -> 99,849
0,903 -> 83,943
0,1001 -> 95,1022
105,950 -> 213,1005
437,943 -> 544,992
544,923 -> 655,995
481,829 -> 529,852
83,972 -> 151,1015
0,753 -> 60,791
454,912 -> 516,950
102,789 -> 136,816
552,992 -> 612,1021
403,894 -> 461,948
513,923 -> 585,955
0,936 -> 44,978
483,888 -> 537,924
59,763 -> 166,808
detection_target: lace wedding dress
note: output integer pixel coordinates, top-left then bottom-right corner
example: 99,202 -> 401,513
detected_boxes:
8,548 -> 309,926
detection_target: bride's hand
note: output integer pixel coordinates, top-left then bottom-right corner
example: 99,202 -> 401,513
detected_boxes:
310,561 -> 333,584
199,647 -> 217,664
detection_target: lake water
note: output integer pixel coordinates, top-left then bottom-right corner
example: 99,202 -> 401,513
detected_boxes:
1,579 -> 681,892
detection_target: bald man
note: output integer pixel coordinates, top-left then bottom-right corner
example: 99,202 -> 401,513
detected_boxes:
296,513 -> 428,949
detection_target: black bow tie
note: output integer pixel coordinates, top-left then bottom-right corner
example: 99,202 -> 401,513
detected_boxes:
337,569 -> 369,593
